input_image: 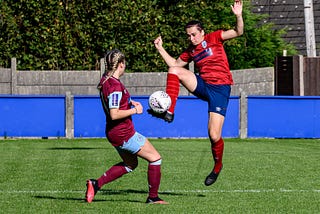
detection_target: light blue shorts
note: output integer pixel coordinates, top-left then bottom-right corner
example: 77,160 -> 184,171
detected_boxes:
115,132 -> 146,154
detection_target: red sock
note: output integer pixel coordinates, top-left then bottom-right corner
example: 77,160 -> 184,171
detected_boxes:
166,73 -> 180,114
148,161 -> 161,198
211,138 -> 224,173
97,162 -> 129,188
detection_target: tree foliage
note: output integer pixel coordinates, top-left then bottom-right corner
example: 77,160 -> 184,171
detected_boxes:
0,0 -> 297,71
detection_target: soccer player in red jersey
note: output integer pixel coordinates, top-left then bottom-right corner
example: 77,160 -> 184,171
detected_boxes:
85,49 -> 168,204
150,0 -> 243,185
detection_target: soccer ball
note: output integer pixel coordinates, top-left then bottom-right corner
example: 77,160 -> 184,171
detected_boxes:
148,91 -> 171,114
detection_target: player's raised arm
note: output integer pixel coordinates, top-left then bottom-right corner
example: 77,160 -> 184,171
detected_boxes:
154,36 -> 188,68
222,0 -> 244,40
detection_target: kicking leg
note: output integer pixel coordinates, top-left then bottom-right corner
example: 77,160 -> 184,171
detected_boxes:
148,66 -> 197,123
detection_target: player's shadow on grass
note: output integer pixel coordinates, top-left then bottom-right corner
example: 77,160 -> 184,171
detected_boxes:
33,188 -> 193,204
33,195 -> 144,203
33,195 -> 108,203
47,147 -> 108,150
100,189 -> 187,196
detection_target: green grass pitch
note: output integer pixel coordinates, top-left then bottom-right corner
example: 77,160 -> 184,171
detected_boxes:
0,138 -> 319,213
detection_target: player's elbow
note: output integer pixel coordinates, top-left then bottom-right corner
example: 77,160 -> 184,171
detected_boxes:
110,115 -> 117,120
238,29 -> 244,36
109,111 -> 120,120
235,27 -> 244,37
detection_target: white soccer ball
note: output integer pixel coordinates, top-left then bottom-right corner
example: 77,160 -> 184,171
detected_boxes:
148,91 -> 171,114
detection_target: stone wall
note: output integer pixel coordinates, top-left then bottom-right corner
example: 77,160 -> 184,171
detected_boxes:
0,59 -> 274,96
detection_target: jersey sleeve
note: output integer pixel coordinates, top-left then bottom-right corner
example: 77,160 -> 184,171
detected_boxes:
179,47 -> 193,62
101,80 -> 123,109
108,92 -> 122,109
207,30 -> 224,43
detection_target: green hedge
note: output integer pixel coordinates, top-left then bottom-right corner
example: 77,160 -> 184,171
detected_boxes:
0,0 -> 296,71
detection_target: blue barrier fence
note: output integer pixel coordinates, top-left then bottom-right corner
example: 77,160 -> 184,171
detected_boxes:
0,95 -> 65,137
247,96 -> 320,138
74,96 -> 239,138
1,95 -> 320,138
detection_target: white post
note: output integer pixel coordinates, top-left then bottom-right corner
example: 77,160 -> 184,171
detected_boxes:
299,55 -> 304,96
304,0 -> 317,57
283,50 -> 287,56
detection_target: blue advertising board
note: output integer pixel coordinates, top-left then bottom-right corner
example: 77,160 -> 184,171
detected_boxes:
74,95 -> 240,138
0,95 -> 65,137
248,96 -> 320,138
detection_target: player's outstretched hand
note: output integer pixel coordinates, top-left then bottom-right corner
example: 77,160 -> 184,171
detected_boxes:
154,36 -> 163,50
231,0 -> 242,16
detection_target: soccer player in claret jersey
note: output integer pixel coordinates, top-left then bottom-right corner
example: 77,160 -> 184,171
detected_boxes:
85,49 -> 168,204
149,0 -> 243,185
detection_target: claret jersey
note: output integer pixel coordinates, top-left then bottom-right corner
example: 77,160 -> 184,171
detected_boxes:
179,30 -> 233,85
98,75 -> 135,147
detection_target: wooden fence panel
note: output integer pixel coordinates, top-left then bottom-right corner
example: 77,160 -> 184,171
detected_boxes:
304,57 -> 320,95
274,56 -> 301,95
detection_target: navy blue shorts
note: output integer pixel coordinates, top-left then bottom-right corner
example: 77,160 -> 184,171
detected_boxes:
192,75 -> 231,116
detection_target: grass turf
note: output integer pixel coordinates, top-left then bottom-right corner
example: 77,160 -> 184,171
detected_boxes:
0,138 -> 319,213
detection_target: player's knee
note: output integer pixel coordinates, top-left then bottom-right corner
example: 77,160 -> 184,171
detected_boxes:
149,158 -> 162,166
125,162 -> 138,171
168,67 -> 177,74
209,132 -> 221,143
168,67 -> 181,76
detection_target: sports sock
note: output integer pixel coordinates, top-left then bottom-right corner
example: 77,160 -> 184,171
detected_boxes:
166,73 -> 180,114
147,159 -> 162,198
211,138 -> 224,173
97,162 -> 130,188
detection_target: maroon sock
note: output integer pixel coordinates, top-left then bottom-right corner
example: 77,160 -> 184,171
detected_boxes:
147,161 -> 161,198
97,162 -> 129,188
211,138 -> 224,173
166,73 -> 180,114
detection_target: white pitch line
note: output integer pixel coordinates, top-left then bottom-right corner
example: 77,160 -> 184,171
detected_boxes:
0,190 -> 84,194
0,189 -> 319,194
163,189 -> 320,193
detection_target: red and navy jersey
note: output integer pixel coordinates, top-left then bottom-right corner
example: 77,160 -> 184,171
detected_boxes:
98,75 -> 135,147
179,30 -> 233,85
